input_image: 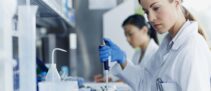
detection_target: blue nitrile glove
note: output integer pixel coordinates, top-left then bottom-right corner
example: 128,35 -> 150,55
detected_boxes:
99,38 -> 126,64
99,45 -> 111,63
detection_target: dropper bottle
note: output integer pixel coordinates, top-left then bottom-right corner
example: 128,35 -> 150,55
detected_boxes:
45,48 -> 67,82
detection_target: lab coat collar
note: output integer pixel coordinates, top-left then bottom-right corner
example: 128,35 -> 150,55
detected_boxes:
148,20 -> 199,71
141,39 -> 158,64
169,20 -> 198,50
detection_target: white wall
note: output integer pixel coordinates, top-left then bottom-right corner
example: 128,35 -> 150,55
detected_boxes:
103,0 -> 135,61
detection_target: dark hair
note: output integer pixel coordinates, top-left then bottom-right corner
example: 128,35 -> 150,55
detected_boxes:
122,14 -> 159,44
138,0 -> 141,4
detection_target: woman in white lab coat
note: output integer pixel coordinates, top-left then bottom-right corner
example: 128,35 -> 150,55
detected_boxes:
122,14 -> 159,67
95,14 -> 159,83
99,0 -> 211,91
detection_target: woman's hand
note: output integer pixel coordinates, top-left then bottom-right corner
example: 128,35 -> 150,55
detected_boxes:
94,74 -> 112,83
99,38 -> 127,64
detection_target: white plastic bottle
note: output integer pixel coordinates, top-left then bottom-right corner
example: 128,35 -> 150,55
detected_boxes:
39,48 -> 79,91
18,5 -> 38,91
45,48 -> 67,82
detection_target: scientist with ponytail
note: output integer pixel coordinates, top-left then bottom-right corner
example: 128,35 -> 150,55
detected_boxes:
95,14 -> 159,83
99,0 -> 211,91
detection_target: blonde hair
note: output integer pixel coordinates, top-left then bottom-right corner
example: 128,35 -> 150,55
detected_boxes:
181,6 -> 208,41
180,1 -> 210,49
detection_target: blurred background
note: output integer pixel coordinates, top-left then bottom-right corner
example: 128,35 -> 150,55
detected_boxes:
1,0 -> 211,91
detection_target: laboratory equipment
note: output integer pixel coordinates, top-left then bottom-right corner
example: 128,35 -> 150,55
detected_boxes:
39,48 -> 79,91
99,41 -> 110,91
69,33 -> 78,76
18,5 -> 38,91
62,76 -> 84,88
45,48 -> 67,81
39,81 -> 78,91
0,0 -> 17,91
60,66 -> 69,80
36,57 -> 48,82
83,82 -> 132,91
104,60 -> 109,91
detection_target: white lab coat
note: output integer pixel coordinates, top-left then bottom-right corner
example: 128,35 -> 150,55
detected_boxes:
131,39 -> 159,67
112,20 -> 211,91
111,39 -> 158,90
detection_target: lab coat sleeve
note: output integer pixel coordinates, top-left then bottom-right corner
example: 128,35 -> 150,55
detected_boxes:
177,47 -> 210,91
112,60 -> 151,91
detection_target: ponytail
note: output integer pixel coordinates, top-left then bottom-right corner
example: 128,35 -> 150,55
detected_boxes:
182,6 -> 211,49
182,6 -> 208,41
165,0 -> 208,41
